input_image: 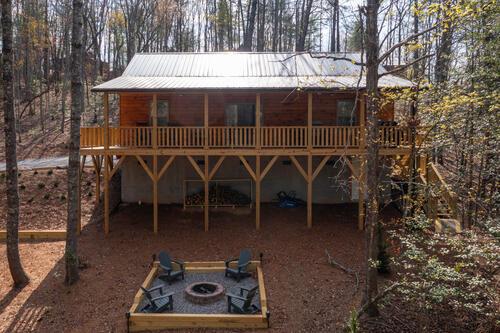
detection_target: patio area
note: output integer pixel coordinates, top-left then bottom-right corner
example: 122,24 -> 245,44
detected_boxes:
0,203 -> 402,333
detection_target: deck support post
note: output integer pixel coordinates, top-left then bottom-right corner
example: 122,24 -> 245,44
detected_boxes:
204,93 -> 209,149
103,93 -> 110,235
153,155 -> 158,234
307,93 -> 313,228
91,155 -> 102,205
204,155 -> 209,231
203,93 -> 209,231
255,155 -> 261,230
256,94 -> 261,149
307,154 -> 312,228
152,94 -> 158,234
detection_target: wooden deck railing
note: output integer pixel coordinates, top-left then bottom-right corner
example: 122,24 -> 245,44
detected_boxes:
312,126 -> 360,148
261,126 -> 307,147
80,126 -> 413,150
209,127 -> 255,147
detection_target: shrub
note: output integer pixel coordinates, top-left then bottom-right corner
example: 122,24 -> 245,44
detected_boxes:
37,183 -> 45,189
387,213 -> 500,331
43,193 -> 50,200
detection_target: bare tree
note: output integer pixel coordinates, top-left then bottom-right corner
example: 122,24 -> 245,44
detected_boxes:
65,0 -> 84,285
361,0 -> 380,317
2,0 -> 30,288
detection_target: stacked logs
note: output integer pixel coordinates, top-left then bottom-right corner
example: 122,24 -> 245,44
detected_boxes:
185,185 -> 251,206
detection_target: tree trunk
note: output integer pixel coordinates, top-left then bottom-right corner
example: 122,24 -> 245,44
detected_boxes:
65,0 -> 84,285
295,0 -> 313,51
362,0 -> 380,317
2,0 -> 30,288
241,0 -> 257,50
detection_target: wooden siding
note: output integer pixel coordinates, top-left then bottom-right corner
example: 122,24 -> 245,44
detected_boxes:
120,91 -> 394,127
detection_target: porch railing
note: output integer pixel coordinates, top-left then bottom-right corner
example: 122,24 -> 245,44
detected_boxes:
80,126 -> 412,149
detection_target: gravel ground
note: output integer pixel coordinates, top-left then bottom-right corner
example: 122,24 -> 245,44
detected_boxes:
139,272 -> 260,314
0,201 -> 402,333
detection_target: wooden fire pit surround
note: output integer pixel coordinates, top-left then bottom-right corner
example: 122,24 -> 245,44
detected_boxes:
128,260 -> 269,331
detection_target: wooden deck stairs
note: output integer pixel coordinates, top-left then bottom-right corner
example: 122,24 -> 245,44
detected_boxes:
420,159 -> 462,233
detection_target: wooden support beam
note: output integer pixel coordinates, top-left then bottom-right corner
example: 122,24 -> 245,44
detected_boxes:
312,155 -> 331,181
107,155 -> 114,172
157,155 -> 176,181
152,94 -> 158,149
104,93 -> 109,150
110,155 -> 127,179
260,155 -> 278,180
104,152 -> 110,235
153,155 -> 158,234
307,93 -> 313,149
256,94 -> 261,149
103,93 -> 110,235
255,155 -> 261,230
204,94 -> 209,149
186,156 -> 206,181
307,154 -> 313,228
91,155 -> 102,204
208,156 -> 225,180
289,156 -> 307,180
135,155 -> 155,181
204,155 -> 209,231
238,156 -> 256,181
343,156 -> 360,180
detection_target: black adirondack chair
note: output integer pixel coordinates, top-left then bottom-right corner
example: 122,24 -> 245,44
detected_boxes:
225,249 -> 252,282
227,285 -> 260,314
140,285 -> 174,313
158,251 -> 185,284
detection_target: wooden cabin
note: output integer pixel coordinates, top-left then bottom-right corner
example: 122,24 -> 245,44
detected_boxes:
80,52 -> 415,234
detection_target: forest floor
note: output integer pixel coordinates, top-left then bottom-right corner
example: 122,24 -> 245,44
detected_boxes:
0,169 -> 97,230
0,175 -> 402,333
0,117 -> 71,163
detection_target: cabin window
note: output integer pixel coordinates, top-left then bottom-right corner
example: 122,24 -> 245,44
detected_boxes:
225,103 -> 256,126
336,100 -> 357,126
149,99 -> 169,126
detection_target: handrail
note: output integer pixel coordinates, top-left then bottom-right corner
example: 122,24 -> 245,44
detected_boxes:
80,125 -> 413,150
427,162 -> 458,219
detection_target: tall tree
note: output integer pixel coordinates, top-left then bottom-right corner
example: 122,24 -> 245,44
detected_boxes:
65,0 -> 84,285
295,0 -> 314,51
362,0 -> 380,317
2,0 -> 30,288
241,0 -> 258,50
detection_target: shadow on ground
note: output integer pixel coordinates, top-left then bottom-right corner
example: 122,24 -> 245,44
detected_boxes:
2,203 -> 401,333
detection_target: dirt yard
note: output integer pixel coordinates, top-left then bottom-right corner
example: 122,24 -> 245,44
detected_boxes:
0,169 -> 97,230
0,177 -> 402,333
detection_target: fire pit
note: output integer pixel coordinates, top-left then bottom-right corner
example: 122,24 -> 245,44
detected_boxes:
184,282 -> 224,304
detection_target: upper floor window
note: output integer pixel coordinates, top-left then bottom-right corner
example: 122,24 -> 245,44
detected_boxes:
225,103 -> 256,126
336,99 -> 357,126
149,99 -> 169,126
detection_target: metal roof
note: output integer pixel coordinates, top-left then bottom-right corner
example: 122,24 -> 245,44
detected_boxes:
92,52 -> 414,92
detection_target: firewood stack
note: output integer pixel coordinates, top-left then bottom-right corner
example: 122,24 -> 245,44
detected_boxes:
185,185 -> 251,206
